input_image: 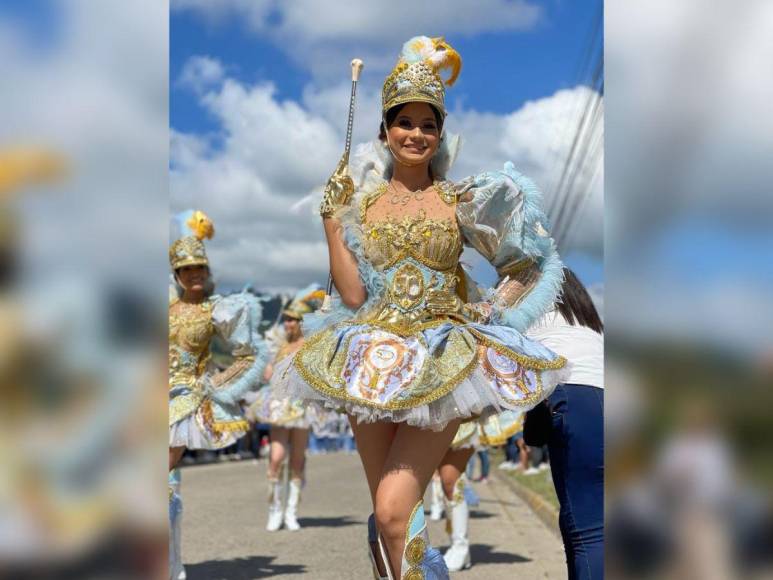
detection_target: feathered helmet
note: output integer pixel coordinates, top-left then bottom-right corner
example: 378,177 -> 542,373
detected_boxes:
382,36 -> 462,118
283,284 -> 326,320
169,209 -> 214,271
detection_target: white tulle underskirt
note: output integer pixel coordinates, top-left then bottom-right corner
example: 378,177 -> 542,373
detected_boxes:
169,414 -> 244,450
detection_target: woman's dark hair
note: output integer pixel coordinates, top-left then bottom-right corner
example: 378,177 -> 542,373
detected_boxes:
556,267 -> 603,333
378,103 -> 444,140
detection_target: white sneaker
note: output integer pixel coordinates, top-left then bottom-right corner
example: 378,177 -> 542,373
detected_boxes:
538,463 -> 551,472
524,467 -> 540,475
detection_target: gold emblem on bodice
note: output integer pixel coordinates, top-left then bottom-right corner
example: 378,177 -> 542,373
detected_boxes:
389,262 -> 425,311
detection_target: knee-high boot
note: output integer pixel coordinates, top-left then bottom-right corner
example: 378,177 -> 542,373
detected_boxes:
378,500 -> 449,580
443,476 -> 471,571
284,478 -> 302,531
429,475 -> 444,521
168,469 -> 186,580
266,477 -> 284,532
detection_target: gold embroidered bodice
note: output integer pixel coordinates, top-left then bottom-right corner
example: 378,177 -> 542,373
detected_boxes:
169,299 -> 214,388
360,181 -> 464,331
364,211 -> 462,271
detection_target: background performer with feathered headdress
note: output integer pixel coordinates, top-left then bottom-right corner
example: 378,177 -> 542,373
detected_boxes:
168,209 -> 268,579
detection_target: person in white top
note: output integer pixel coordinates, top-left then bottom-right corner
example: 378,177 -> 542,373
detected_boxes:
525,268 -> 604,580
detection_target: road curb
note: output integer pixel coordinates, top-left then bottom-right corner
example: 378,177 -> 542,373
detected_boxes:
492,470 -> 561,538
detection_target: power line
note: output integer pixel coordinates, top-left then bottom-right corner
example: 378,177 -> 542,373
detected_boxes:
552,79 -> 603,242
546,2 -> 603,215
555,110 -> 604,250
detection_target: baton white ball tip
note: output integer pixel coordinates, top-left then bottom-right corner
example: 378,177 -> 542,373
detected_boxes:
351,58 -> 364,81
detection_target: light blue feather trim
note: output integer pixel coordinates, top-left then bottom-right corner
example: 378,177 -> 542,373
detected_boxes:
301,192 -> 386,339
209,295 -> 271,407
492,162 -> 564,333
209,340 -> 270,407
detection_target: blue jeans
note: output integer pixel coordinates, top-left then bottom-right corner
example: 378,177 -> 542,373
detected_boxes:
308,434 -> 320,455
504,435 -> 519,462
477,449 -> 490,478
548,384 -> 604,580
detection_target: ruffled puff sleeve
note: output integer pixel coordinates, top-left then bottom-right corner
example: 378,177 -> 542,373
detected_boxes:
456,161 -> 564,333
203,293 -> 270,407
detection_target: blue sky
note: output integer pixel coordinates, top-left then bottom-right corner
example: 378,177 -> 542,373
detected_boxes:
0,0 -> 64,52
170,0 -> 605,291
171,2 -> 601,133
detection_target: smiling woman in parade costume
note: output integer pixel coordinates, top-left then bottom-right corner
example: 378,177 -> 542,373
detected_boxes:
272,37 -> 568,579
168,210 -> 268,469
167,210 -> 268,580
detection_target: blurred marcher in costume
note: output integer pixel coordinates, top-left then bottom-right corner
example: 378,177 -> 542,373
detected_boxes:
251,286 -> 324,531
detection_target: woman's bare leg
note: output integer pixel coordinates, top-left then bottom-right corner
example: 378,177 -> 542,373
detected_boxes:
288,428 -> 309,480
349,418 -> 399,575
268,427 -> 290,479
438,447 -> 475,500
169,446 -> 185,471
375,420 -> 461,576
349,417 -> 398,502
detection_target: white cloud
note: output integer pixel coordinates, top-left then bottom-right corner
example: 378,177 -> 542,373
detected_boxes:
172,0 -> 540,39
267,0 -> 541,42
605,0 -> 773,244
172,57 -> 603,290
602,0 -> 773,353
608,275 -> 773,354
440,87 -> 604,258
177,55 -> 225,93
1,0 -> 168,291
171,0 -> 542,81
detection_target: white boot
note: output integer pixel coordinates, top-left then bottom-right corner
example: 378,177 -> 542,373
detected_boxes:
168,470 -> 186,580
429,476 -> 444,521
266,478 -> 284,532
283,478 -> 302,531
443,478 -> 471,571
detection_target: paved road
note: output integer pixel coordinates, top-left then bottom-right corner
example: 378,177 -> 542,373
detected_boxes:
179,453 -> 565,579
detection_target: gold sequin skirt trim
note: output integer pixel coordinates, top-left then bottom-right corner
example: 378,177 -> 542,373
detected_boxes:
291,323 -> 567,413
469,328 -> 568,370
293,326 -> 480,411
